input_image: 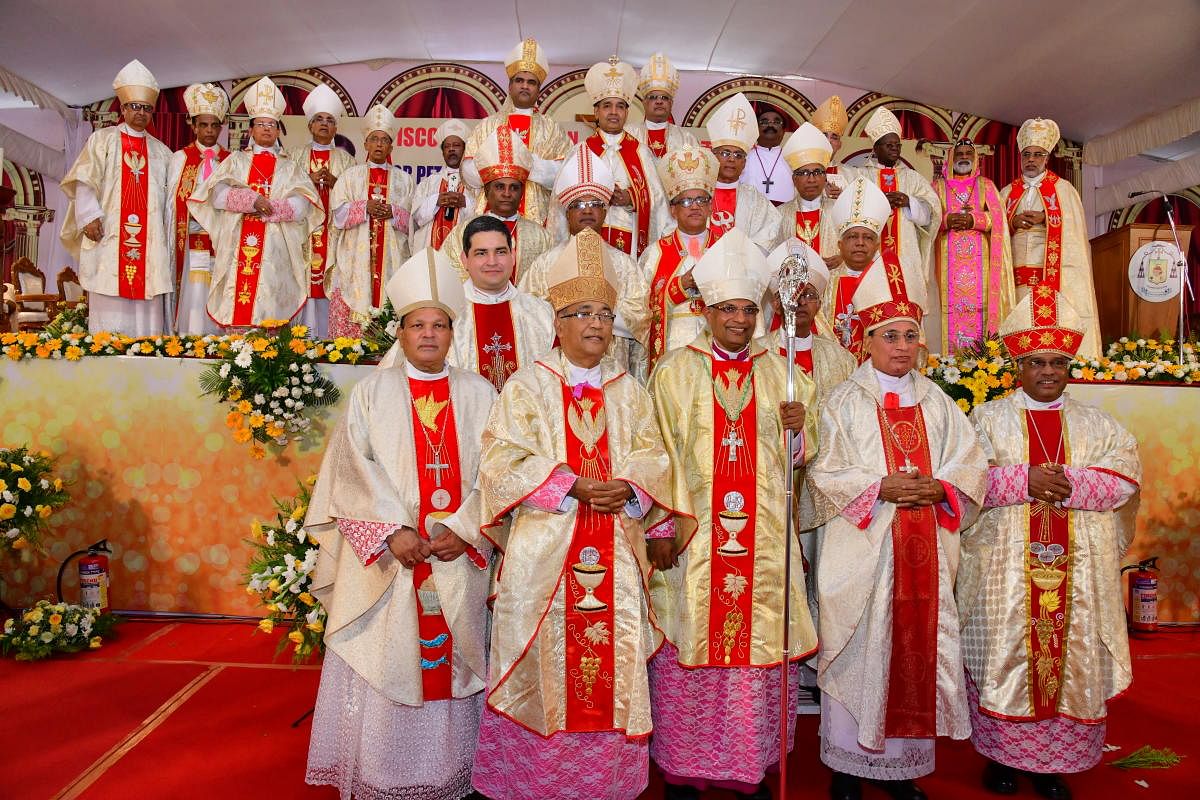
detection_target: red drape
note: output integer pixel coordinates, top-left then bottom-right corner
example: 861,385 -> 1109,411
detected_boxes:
393,88 -> 489,120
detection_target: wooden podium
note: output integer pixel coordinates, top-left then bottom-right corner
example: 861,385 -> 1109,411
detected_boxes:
1091,222 -> 1193,342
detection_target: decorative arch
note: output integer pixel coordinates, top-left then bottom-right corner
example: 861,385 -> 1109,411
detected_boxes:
846,92 -> 956,142
682,78 -> 815,130
370,63 -> 504,118
228,67 -> 357,117
1,159 -> 45,207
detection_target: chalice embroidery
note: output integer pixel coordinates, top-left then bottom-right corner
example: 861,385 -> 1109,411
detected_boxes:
716,491 -> 749,556
572,546 -> 608,612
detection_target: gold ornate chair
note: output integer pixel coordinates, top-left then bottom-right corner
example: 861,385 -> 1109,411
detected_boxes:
11,257 -> 61,332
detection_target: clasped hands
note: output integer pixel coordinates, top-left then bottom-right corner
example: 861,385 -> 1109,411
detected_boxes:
946,211 -> 975,231
1028,463 -> 1071,504
367,197 -> 392,220
570,476 -> 633,514
879,470 -> 945,507
387,524 -> 468,568
884,191 -> 909,210
1012,210 -> 1045,231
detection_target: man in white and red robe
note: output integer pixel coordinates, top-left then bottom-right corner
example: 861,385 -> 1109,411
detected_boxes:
628,53 -> 698,160
412,119 -> 479,252
774,122 -> 839,270
706,93 -> 781,253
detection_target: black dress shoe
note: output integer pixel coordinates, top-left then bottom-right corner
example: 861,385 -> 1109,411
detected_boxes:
663,783 -> 701,800
982,760 -> 1019,795
830,771 -> 862,800
869,779 -> 927,800
1030,773 -> 1072,800
738,781 -> 772,800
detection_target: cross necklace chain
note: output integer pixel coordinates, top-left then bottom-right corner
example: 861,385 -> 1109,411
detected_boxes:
412,396 -> 452,487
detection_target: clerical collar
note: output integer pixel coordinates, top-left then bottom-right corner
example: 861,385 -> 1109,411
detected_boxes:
644,119 -> 668,131
754,144 -> 782,153
509,107 -> 532,119
118,123 -> 146,138
712,342 -> 751,361
600,130 -> 624,146
465,281 -> 517,305
784,333 -> 814,351
405,361 -> 449,381
715,180 -> 739,190
565,358 -> 602,388
1021,390 -> 1064,410
874,368 -> 915,406
311,142 -> 334,151
845,265 -> 863,277
251,143 -> 280,154
368,160 -> 389,169
798,195 -> 822,211
867,156 -> 900,170
1023,171 -> 1047,187
488,212 -> 520,223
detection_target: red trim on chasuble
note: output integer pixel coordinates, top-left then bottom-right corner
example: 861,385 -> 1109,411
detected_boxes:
646,127 -> 667,158
795,208 -> 821,253
877,404 -> 938,738
231,152 -> 277,326
708,186 -> 737,243
832,271 -> 868,363
587,133 -> 652,257
173,143 -> 204,290
471,300 -> 519,392
1006,172 -> 1064,293
407,376 -> 461,701
877,168 -> 903,279
307,149 -> 332,299
560,383 -> 617,731
368,167 -> 390,307
647,233 -> 705,371
707,359 -> 759,666
118,132 -> 151,300
777,345 -> 813,374
1024,409 -> 1072,720
430,176 -> 456,250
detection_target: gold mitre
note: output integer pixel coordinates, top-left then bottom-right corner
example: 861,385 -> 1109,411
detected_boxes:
585,57 -> 638,105
658,146 -> 718,199
693,228 -> 771,307
385,247 -> 466,321
363,104 -> 398,139
112,59 -> 159,106
1017,117 -> 1061,154
475,126 -> 533,184
183,83 -> 228,121
546,228 -> 618,312
435,118 -> 472,145
707,92 -> 758,153
639,52 -> 679,97
864,106 -> 902,143
851,250 -> 926,334
811,95 -> 847,136
831,177 -> 892,237
505,38 -> 549,83
999,287 -> 1084,360
555,143 -> 615,206
782,121 -> 833,170
302,84 -> 343,121
767,239 -> 829,297
245,77 -> 286,121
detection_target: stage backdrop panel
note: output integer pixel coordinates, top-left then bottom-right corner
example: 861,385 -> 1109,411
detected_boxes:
1,361 -> 1196,622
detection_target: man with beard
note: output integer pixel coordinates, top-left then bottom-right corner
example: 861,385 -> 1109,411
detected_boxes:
412,120 -> 479,251
930,139 -> 1013,353
742,106 -> 794,205
707,93 -> 782,252
629,53 -> 698,159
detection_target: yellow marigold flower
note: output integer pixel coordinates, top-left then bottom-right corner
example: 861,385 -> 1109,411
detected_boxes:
250,444 -> 266,460
288,630 -> 305,644
48,613 -> 62,626
291,325 -> 309,338
16,477 -> 31,492
306,620 -> 324,633
298,592 -> 316,606
0,480 -> 5,493
165,339 -> 184,357
225,411 -> 243,429
4,345 -> 21,361
291,504 -> 308,521
13,537 -> 29,550
1124,341 -> 1137,351
327,349 -> 343,363
89,636 -> 103,649
333,336 -> 355,350
19,332 -> 38,347
261,348 -> 278,359
65,345 -> 84,361
237,400 -> 252,414
265,423 -> 284,438
347,352 -> 360,364
248,413 -> 265,429
227,388 -> 242,401
257,618 -> 274,633
37,504 -> 52,519
289,339 -> 308,355
0,333 -> 14,345
35,345 -> 51,358
139,341 -> 154,354
252,338 -> 269,352
251,520 -> 264,539
232,427 -> 253,444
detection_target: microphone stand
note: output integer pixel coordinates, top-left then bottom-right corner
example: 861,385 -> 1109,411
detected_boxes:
1159,196 -> 1194,365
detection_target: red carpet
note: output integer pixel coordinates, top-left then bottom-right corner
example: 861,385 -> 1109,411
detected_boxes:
0,621 -> 1193,799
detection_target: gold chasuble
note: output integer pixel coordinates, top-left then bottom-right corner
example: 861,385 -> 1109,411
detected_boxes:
478,351 -> 677,737
648,335 -> 818,667
961,393 -> 1140,722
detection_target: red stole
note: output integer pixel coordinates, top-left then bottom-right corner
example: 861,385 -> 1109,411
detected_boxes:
832,271 -> 868,363
795,207 -> 821,253
708,186 -> 737,243
471,300 -> 519,392
646,127 -> 667,158
876,403 -> 938,738
646,232 -> 706,371
307,149 -> 332,299
430,175 -> 458,250
1006,172 -> 1064,295
1024,409 -> 1072,720
507,116 -> 532,217
231,151 -> 277,326
777,341 -> 814,374
877,168 -> 903,275
587,133 -> 652,257
708,358 -> 759,666
118,132 -> 151,300
173,144 -> 207,287
407,376 -> 460,701
560,382 -> 617,731
368,166 -> 390,307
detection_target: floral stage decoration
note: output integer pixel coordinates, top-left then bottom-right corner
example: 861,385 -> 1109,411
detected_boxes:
245,476 -> 325,661
0,446 -> 70,557
0,600 -> 118,660
197,322 -> 349,458
361,300 -> 398,355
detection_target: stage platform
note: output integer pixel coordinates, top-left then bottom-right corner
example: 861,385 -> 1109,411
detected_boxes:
0,356 -> 1197,623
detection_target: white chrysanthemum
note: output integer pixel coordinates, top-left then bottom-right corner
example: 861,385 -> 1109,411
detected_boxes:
234,350 -> 253,368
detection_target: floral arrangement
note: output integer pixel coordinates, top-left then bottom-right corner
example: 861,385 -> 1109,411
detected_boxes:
1,600 -> 117,660
198,322 -> 343,458
1073,338 -> 1200,384
923,339 -> 1016,413
360,300 -> 399,355
245,476 -> 325,661
43,303 -> 89,338
0,446 -> 70,556
0,329 -> 375,364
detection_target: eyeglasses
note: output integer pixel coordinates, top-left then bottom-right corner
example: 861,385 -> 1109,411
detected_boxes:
645,93 -> 671,103
793,168 -> 826,178
1025,357 -> 1071,370
252,121 -> 279,129
876,331 -> 921,344
713,149 -> 746,161
711,303 -> 759,316
670,195 -> 711,208
568,199 -> 608,211
123,103 -> 154,112
796,290 -> 821,302
558,311 -> 616,324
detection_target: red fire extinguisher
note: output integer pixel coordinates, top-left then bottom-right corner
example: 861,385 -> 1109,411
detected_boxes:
56,539 -> 112,613
1121,557 -> 1159,635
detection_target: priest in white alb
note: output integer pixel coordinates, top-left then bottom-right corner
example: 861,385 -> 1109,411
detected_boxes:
807,250 -> 987,800
629,53 -> 698,160
305,248 -> 495,800
61,59 -> 173,335
462,38 -> 571,226
741,106 -> 795,205
325,104 -> 415,338
412,120 -> 479,252
706,93 -> 782,252
167,82 -> 230,335
189,76 -> 321,328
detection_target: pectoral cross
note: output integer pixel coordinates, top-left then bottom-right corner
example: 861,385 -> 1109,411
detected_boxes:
425,451 -> 450,487
761,175 -> 774,192
721,429 -> 744,463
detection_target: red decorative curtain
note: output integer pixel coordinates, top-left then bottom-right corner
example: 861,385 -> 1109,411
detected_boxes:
965,120 -> 1075,191
1131,195 -> 1200,329
894,109 -> 944,143
394,88 -> 489,120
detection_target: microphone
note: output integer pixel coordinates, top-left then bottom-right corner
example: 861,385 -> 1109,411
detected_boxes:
1128,189 -> 1162,198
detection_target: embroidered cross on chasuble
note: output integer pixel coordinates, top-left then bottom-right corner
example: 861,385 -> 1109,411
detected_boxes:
471,301 -> 519,392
